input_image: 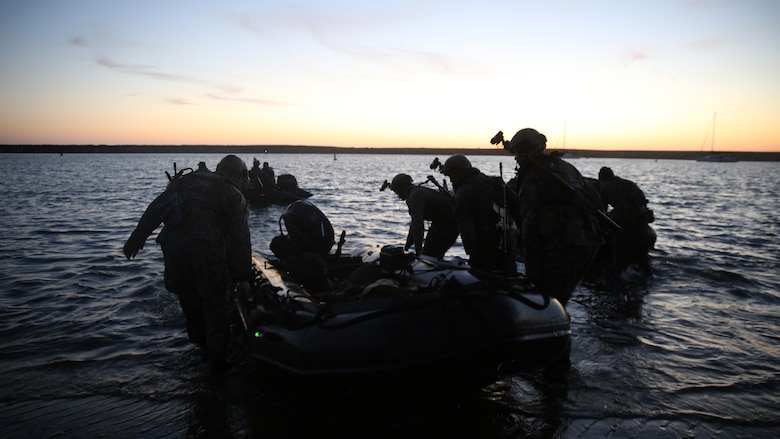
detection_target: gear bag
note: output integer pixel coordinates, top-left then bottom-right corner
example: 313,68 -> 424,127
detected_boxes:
277,200 -> 335,256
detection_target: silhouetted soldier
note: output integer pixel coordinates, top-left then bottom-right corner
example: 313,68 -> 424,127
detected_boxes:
597,166 -> 656,275
388,173 -> 458,259
123,155 -> 253,375
442,154 -> 517,275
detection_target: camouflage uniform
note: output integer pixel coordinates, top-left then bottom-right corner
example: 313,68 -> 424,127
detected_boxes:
514,153 -> 602,305
124,160 -> 252,371
447,163 -> 517,274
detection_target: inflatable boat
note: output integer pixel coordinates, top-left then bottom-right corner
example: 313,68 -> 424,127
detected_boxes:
243,174 -> 313,207
233,248 -> 571,389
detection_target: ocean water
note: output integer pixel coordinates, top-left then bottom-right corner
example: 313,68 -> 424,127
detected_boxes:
0,152 -> 778,438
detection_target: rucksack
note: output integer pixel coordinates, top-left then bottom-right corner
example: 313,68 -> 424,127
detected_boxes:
278,200 -> 335,255
276,174 -> 299,192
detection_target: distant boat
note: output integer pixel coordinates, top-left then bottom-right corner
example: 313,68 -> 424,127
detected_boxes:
696,153 -> 737,163
696,113 -> 738,162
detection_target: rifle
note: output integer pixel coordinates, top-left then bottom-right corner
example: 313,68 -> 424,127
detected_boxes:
425,175 -> 452,197
494,162 -> 511,253
334,230 -> 346,258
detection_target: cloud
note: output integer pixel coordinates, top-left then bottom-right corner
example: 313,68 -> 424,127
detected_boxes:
207,94 -> 291,105
96,56 -> 192,82
225,7 -> 475,77
684,36 -> 723,51
623,50 -> 651,68
334,44 -> 461,75
93,55 -> 243,95
71,34 -> 245,96
226,6 -> 417,40
69,36 -> 88,48
163,98 -> 194,106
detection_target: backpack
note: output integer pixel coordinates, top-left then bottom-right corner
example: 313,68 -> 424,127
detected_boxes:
276,174 -> 299,192
278,200 -> 335,255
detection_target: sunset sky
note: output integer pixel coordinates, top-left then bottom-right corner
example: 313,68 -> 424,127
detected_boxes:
1,0 -> 778,151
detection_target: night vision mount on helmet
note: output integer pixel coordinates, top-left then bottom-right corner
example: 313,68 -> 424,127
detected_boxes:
490,129 -> 548,156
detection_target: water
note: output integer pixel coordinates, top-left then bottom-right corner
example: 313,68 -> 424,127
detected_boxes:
1,153 -> 778,438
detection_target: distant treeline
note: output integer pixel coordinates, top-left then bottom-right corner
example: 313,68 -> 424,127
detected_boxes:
2,144 -> 779,161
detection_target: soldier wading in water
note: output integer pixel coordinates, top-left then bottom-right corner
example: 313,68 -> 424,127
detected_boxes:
123,155 -> 253,375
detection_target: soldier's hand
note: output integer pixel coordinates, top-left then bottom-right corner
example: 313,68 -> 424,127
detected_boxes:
123,235 -> 144,260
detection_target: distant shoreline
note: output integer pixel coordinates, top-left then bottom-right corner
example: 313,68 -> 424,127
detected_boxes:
1,144 -> 779,161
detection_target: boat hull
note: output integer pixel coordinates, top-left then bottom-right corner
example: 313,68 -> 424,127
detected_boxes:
242,173 -> 313,206
236,254 -> 571,388
695,153 -> 738,162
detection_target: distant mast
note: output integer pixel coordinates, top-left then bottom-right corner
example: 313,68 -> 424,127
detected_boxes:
561,120 -> 580,159
711,112 -> 716,153
696,111 -> 737,162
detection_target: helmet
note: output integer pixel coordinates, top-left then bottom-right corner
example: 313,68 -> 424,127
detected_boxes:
216,154 -> 248,185
390,173 -> 413,194
598,166 -> 615,181
508,128 -> 547,155
442,154 -> 472,176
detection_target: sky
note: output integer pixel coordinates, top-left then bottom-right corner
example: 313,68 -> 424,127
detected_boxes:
1,0 -> 778,151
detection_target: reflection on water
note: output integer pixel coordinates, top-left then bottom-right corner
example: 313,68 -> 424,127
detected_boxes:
1,153 -> 779,436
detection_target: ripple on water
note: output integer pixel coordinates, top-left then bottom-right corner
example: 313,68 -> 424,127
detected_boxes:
1,154 -> 779,435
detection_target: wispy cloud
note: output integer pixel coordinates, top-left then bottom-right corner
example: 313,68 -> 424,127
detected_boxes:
69,36 -> 89,48
208,94 -> 290,105
623,50 -> 651,68
70,34 -> 278,103
95,55 -> 199,83
684,36 -> 723,51
163,98 -> 194,106
621,49 -> 676,82
226,7 -> 478,77
334,44 -> 463,75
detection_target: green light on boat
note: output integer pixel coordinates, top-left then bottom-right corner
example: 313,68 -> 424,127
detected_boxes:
254,331 -> 262,338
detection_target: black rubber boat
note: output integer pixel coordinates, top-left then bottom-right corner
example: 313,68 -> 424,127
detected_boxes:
243,174 -> 313,207
233,248 -> 571,390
